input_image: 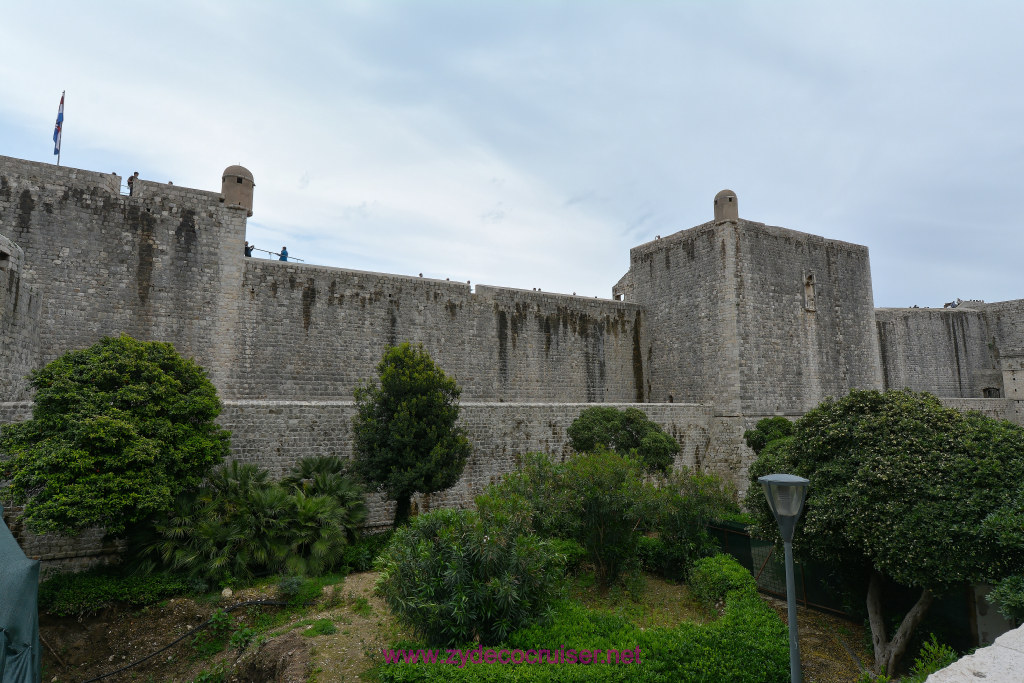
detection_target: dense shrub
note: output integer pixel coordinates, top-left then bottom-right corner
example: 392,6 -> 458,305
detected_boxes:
140,458 -> 366,582
640,470 -> 740,580
479,452 -> 737,586
376,591 -> 787,682
374,507 -> 563,646
0,335 -> 230,536
39,568 -> 197,616
561,450 -> 652,589
567,406 -> 680,474
342,530 -> 394,572
479,452 -> 578,539
742,416 -> 795,455
688,554 -> 757,605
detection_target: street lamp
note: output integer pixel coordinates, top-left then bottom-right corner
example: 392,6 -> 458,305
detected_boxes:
759,473 -> 810,683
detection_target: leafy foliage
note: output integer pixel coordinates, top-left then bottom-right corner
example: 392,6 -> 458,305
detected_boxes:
0,335 -> 231,535
352,343 -> 471,526
374,507 -> 564,647
561,449 -> 652,589
567,406 -> 680,474
641,469 -> 740,580
688,553 -> 757,605
140,457 -> 366,582
987,573 -> 1024,622
38,567 -> 197,617
377,589 -> 787,682
746,390 -> 1024,590
742,416 -> 795,455
745,389 -> 1024,674
904,634 -> 958,683
480,452 -> 736,587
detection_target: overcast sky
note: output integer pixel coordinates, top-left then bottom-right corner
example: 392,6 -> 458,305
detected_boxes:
1,1 -> 1021,307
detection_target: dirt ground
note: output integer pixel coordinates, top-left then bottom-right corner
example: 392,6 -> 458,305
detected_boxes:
39,571 -> 873,682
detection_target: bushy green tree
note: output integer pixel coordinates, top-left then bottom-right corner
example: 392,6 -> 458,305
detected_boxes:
742,416 -> 794,455
562,449 -> 652,589
746,389 -> 1024,675
374,506 -> 563,646
352,343 -> 470,527
0,335 -> 230,535
567,406 -> 679,474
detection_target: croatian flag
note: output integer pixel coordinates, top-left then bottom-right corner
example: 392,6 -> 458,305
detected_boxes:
53,91 -> 64,155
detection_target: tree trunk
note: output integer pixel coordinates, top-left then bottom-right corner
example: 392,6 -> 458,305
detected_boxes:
866,570 -> 935,675
393,495 -> 412,527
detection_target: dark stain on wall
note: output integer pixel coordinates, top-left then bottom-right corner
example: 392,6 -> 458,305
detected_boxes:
497,309 -> 509,383
127,205 -> 157,303
16,189 -> 34,235
8,269 -> 20,314
302,278 -> 317,332
584,347 -> 599,402
270,280 -> 278,298
633,311 -> 645,402
387,304 -> 398,347
682,238 -> 695,260
0,175 -> 10,201
542,314 -> 553,355
876,320 -> 891,390
328,280 -> 338,306
174,209 -> 197,252
446,300 -> 458,319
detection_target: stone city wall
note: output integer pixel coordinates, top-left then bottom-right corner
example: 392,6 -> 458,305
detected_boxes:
0,154 -> 248,394
876,307 -> 1001,398
228,260 -> 643,402
0,236 -> 40,401
734,222 -> 883,415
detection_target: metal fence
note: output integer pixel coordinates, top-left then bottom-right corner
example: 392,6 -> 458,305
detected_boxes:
708,520 -> 850,616
708,520 -> 980,650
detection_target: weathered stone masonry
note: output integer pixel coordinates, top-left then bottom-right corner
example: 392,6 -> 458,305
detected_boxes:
2,158 -> 1022,567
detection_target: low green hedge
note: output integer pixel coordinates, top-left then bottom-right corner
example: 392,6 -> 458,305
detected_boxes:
376,583 -> 787,682
39,568 -> 197,617
688,553 -> 757,605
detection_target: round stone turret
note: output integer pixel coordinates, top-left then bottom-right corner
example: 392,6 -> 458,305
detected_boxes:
222,165 -> 255,217
713,189 -> 738,222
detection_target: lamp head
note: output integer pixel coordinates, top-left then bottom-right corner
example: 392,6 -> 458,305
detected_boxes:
758,473 -> 809,542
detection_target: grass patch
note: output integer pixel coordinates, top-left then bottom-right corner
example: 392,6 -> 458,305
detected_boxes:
568,570 -> 713,629
302,618 -> 339,637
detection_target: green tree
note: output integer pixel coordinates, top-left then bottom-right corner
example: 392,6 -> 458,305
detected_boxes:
0,335 -> 230,536
567,405 -> 680,474
351,343 -> 470,527
745,389 -> 1024,675
742,416 -> 794,455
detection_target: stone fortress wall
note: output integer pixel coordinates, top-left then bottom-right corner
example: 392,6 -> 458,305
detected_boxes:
2,155 -> 1023,566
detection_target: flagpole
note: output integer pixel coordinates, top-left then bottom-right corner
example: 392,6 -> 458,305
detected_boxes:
57,91 -> 63,167
54,90 -> 64,167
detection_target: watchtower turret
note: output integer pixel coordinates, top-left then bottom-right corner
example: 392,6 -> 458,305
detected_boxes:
222,165 -> 254,217
714,189 -> 738,222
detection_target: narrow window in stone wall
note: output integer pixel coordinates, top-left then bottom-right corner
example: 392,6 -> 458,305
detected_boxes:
803,273 -> 816,312
0,251 -> 9,268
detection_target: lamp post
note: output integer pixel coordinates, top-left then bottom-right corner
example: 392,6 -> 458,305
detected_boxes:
759,473 -> 810,683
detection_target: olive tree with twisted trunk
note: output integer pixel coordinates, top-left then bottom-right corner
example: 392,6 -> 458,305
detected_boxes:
745,389 -> 1024,676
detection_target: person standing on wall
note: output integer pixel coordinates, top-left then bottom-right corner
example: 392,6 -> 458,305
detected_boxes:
279,246 -> 288,262
244,241 -> 254,257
